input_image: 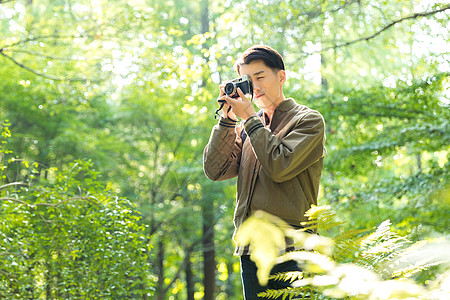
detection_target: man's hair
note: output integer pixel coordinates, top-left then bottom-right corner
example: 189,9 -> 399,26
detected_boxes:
235,45 -> 285,74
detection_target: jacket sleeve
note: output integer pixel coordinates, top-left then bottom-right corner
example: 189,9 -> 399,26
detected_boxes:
203,117 -> 243,181
244,110 -> 326,183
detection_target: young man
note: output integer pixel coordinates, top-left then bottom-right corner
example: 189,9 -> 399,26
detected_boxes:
203,45 -> 326,299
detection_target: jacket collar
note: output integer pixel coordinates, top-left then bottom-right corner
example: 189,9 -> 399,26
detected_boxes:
275,98 -> 297,112
260,98 -> 297,128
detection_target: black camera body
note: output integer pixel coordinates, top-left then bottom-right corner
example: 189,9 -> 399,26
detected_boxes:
224,75 -> 253,98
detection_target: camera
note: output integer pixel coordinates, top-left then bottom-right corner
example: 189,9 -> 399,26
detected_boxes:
224,75 -> 253,98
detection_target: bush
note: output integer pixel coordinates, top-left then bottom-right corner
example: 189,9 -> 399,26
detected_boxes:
0,123 -> 154,299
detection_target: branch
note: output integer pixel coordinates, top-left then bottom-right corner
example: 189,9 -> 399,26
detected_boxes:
0,49 -> 92,82
296,0 -> 360,19
36,196 -> 99,207
4,33 -> 86,48
0,196 -> 99,207
313,5 -> 450,54
152,125 -> 191,197
163,237 -> 204,295
0,197 -> 29,205
6,49 -> 92,61
0,182 -> 29,190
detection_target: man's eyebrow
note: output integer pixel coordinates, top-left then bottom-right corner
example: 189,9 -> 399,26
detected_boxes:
253,70 -> 265,76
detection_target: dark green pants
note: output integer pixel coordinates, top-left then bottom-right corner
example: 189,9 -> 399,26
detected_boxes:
240,255 -> 302,300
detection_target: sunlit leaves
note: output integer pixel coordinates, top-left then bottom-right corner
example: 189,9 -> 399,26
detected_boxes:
240,206 -> 449,299
234,211 -> 287,285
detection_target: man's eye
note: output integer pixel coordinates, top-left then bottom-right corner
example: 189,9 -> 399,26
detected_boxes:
257,77 -> 263,80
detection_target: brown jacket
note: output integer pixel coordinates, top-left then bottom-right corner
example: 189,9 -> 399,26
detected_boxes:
203,98 -> 326,242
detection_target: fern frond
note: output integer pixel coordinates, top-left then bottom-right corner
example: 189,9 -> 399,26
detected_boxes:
258,287 -> 318,300
332,228 -> 374,262
383,239 -> 449,279
333,227 -> 373,243
304,205 -> 334,220
392,260 -> 445,279
361,237 -> 409,258
269,271 -> 304,283
258,288 -> 285,299
359,219 -> 392,247
302,205 -> 346,231
331,220 -> 413,272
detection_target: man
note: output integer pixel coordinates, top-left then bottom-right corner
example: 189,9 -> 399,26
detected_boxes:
203,45 -> 326,299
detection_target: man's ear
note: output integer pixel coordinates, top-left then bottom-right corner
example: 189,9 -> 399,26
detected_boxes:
278,70 -> 286,85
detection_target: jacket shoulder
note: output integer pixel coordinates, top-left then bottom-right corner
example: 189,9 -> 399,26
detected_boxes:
290,104 -> 324,125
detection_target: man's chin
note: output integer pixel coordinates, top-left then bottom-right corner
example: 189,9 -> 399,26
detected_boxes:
253,98 -> 265,109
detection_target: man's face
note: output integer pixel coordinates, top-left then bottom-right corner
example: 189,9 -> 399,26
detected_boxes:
238,60 -> 286,110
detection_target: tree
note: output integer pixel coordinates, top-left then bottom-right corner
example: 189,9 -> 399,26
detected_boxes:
1,0 -> 448,298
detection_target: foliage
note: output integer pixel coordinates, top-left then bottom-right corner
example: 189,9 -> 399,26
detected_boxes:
0,0 -> 448,298
312,72 -> 450,240
236,206 -> 450,299
0,126 -> 154,299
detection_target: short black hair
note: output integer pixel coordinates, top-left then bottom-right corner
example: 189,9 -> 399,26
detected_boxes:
235,45 -> 285,74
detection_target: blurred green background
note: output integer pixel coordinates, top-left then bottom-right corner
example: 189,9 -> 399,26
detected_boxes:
0,0 -> 448,299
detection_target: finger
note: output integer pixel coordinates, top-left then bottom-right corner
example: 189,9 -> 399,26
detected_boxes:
236,88 -> 248,101
222,95 -> 235,107
217,94 -> 226,101
218,83 -> 228,96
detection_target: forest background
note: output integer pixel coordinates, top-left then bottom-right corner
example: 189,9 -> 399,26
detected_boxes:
0,0 -> 448,299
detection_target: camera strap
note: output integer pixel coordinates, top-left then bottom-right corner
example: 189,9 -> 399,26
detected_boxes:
214,93 -> 253,122
215,100 -> 238,122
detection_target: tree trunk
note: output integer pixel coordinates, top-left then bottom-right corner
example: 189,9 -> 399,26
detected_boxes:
225,261 -> 236,298
185,249 -> 195,300
200,0 -> 217,299
416,153 -> 422,172
156,239 -> 166,300
202,213 -> 216,300
320,48 -> 328,91
45,260 -> 52,299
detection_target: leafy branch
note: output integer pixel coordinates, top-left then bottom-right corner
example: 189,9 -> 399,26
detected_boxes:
0,196 -> 99,207
0,182 -> 28,190
0,23 -> 114,82
311,4 -> 450,54
5,49 -> 92,61
295,0 -> 361,19
0,49 -> 91,82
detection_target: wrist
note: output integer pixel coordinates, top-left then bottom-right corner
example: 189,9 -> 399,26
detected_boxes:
244,115 -> 258,123
244,115 -> 264,136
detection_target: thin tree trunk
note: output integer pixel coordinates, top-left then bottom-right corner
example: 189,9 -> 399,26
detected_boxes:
416,153 -> 422,172
185,249 -> 195,300
225,261 -> 236,298
202,213 -> 216,300
200,0 -> 216,299
156,239 -> 166,300
45,260 -> 52,299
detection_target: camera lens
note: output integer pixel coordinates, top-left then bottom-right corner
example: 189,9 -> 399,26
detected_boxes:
224,82 -> 236,96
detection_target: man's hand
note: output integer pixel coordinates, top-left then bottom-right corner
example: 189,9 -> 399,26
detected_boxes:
221,88 -> 257,121
217,83 -> 237,120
